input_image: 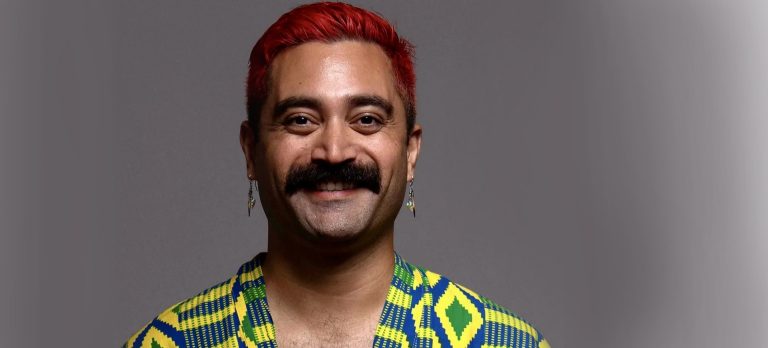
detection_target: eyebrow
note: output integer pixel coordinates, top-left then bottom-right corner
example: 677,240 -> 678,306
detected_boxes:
272,94 -> 394,119
272,96 -> 321,119
349,95 -> 393,117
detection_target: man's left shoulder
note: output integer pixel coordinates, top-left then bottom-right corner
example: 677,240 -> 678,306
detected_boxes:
404,262 -> 552,348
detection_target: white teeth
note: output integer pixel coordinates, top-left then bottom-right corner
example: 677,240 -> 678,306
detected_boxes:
316,182 -> 351,191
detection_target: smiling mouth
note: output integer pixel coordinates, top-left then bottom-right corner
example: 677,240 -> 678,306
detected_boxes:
285,161 -> 381,195
313,181 -> 356,191
303,181 -> 361,201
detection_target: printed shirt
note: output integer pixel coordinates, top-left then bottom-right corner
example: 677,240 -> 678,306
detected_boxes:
125,253 -> 551,348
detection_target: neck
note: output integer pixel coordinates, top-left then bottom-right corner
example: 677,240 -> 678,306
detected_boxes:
262,225 -> 395,321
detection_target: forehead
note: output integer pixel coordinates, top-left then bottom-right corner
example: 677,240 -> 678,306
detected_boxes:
267,41 -> 400,107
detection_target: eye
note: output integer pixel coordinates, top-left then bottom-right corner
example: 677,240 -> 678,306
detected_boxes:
360,115 -> 378,125
283,114 -> 319,134
290,116 -> 310,125
351,114 -> 384,134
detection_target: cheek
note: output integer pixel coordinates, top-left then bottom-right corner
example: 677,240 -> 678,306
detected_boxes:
264,141 -> 311,179
368,140 -> 408,179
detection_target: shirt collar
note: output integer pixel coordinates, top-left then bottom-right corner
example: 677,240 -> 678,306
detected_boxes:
232,252 -> 420,347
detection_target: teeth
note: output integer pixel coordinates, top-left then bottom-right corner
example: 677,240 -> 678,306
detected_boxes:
316,182 -> 352,191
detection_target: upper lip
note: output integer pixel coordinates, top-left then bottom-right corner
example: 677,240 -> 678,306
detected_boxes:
314,181 -> 355,191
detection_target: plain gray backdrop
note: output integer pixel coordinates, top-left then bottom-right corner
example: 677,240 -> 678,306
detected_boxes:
2,1 -> 767,347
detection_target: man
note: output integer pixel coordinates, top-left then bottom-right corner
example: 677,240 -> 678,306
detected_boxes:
125,2 -> 550,347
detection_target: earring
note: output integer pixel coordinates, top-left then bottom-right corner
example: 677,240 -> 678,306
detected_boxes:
405,179 -> 415,217
248,179 -> 257,217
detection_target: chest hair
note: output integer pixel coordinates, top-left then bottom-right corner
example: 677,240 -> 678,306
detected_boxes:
275,312 -> 379,348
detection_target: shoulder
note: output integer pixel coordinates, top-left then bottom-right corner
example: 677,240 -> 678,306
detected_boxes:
405,261 -> 552,348
123,276 -> 239,348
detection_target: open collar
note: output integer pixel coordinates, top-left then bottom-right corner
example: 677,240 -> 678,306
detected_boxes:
231,252 -> 422,348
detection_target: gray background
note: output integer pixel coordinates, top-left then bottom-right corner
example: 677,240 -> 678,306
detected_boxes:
2,0 -> 767,347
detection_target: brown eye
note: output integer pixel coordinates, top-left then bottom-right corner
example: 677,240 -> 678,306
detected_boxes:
283,114 -> 319,134
360,115 -> 377,125
290,116 -> 310,125
351,114 -> 384,134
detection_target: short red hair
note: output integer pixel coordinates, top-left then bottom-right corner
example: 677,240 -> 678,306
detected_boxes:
246,2 -> 416,137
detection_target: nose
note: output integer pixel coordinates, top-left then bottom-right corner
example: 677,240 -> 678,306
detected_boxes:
310,119 -> 357,164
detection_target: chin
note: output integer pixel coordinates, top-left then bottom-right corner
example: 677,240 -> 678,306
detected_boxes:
303,218 -> 369,241
295,211 -> 390,250
288,194 -> 376,240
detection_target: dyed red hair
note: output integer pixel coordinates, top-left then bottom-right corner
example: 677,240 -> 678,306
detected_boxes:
246,2 -> 416,137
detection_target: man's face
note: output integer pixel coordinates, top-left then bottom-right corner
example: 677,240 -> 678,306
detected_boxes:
241,41 -> 421,244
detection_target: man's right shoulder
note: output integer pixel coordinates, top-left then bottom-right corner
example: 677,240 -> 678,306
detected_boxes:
123,275 -> 240,348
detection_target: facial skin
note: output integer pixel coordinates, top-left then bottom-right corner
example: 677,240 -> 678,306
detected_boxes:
240,41 -> 421,250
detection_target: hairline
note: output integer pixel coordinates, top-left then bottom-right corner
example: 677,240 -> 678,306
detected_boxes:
248,39 -> 415,142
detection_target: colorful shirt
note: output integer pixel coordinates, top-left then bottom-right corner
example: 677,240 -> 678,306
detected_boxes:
125,253 -> 550,348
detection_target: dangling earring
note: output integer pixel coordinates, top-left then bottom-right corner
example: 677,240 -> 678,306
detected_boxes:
405,179 -> 416,217
248,179 -> 257,217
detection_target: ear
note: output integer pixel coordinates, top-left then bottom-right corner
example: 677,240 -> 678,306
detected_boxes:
406,123 -> 422,182
239,120 -> 258,180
